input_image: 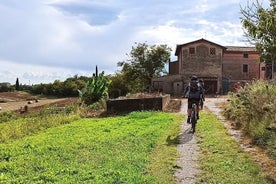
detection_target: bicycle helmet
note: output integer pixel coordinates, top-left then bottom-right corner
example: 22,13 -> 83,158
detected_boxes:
191,75 -> 198,81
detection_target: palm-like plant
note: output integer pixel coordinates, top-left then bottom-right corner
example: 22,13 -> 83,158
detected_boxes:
79,67 -> 111,105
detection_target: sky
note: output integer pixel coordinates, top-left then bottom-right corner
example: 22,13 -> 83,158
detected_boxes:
0,0 -> 266,85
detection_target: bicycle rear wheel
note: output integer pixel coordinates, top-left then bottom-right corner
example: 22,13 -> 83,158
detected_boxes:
191,111 -> 197,133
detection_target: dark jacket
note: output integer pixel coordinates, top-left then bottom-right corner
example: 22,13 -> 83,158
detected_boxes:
184,81 -> 203,99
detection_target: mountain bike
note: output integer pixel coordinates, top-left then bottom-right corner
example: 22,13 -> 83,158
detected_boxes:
190,103 -> 198,133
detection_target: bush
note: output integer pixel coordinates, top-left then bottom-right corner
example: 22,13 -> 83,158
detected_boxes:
223,80 -> 276,158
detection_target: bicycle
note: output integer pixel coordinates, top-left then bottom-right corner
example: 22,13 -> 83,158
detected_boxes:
190,103 -> 198,133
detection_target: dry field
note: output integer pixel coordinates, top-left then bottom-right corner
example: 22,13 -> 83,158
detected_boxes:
0,92 -> 76,113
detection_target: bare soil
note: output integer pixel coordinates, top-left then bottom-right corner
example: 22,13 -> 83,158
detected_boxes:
0,92 -> 76,113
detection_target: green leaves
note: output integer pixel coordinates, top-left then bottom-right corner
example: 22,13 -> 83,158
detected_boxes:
80,71 -> 111,105
118,42 -> 171,93
241,0 -> 276,65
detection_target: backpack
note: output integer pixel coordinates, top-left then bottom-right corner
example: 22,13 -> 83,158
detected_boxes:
188,81 -> 201,98
190,81 -> 199,93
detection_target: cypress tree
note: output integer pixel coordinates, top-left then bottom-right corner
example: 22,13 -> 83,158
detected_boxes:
15,77 -> 20,91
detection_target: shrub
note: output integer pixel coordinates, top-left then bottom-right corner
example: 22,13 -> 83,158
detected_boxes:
79,71 -> 111,105
223,80 -> 276,158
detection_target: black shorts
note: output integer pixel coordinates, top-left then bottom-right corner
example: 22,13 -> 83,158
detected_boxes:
188,98 -> 200,109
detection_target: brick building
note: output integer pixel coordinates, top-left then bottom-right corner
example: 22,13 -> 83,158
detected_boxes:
152,38 -> 265,96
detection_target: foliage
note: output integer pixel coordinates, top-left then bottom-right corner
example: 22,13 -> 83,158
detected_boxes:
197,112 -> 271,183
79,71 -> 111,105
0,84 -> 13,92
107,73 -> 129,98
15,78 -> 20,91
240,0 -> 276,77
29,75 -> 89,97
223,80 -> 276,158
0,111 -> 182,183
118,42 -> 171,93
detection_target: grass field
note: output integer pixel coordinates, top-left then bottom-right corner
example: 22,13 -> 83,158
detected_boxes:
0,111 -> 183,183
0,110 -> 272,183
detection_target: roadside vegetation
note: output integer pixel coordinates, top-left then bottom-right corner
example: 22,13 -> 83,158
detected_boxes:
223,80 -> 276,159
0,105 -> 80,143
0,111 -> 182,183
196,112 -> 272,184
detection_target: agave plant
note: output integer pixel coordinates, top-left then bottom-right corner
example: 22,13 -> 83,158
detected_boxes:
80,70 -> 111,105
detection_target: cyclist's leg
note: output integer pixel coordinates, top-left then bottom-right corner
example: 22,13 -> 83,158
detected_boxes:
191,103 -> 197,133
194,99 -> 200,119
200,98 -> 204,109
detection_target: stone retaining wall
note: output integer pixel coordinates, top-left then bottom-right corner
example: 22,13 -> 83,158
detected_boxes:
106,95 -> 170,114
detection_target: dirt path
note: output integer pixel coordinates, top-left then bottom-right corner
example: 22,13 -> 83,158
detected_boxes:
174,98 -> 201,184
175,97 -> 276,183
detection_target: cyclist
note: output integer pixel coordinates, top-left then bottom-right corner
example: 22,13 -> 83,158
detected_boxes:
183,75 -> 204,124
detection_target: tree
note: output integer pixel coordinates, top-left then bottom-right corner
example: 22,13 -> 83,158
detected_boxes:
240,0 -> 276,79
118,42 -> 171,92
15,78 -> 20,91
108,73 -> 129,98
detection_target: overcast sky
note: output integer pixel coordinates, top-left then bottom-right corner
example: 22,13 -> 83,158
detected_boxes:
0,0 -> 265,85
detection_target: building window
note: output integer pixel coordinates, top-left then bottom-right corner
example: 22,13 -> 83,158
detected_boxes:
210,48 -> 216,55
189,47 -> 195,55
182,49 -> 188,58
243,53 -> 249,58
243,64 -> 248,73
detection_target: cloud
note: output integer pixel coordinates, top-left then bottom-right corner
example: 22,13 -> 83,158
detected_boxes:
0,0 -> 251,84
50,3 -> 120,25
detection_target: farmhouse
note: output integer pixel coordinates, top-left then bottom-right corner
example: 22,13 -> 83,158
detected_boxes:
152,38 -> 266,96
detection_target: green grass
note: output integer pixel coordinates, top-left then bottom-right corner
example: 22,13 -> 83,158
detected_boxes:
0,114 -> 80,143
196,112 -> 271,184
0,106 -> 80,143
0,111 -> 183,183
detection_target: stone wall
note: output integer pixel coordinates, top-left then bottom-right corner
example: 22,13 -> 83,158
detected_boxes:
106,95 -> 170,114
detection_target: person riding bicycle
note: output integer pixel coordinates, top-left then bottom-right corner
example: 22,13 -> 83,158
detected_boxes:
183,75 -> 204,124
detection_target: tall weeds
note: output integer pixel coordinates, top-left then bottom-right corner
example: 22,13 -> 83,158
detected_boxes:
223,80 -> 276,159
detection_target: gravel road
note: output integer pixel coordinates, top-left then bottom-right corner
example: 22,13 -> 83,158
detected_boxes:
174,98 -> 201,184
174,97 -> 229,184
